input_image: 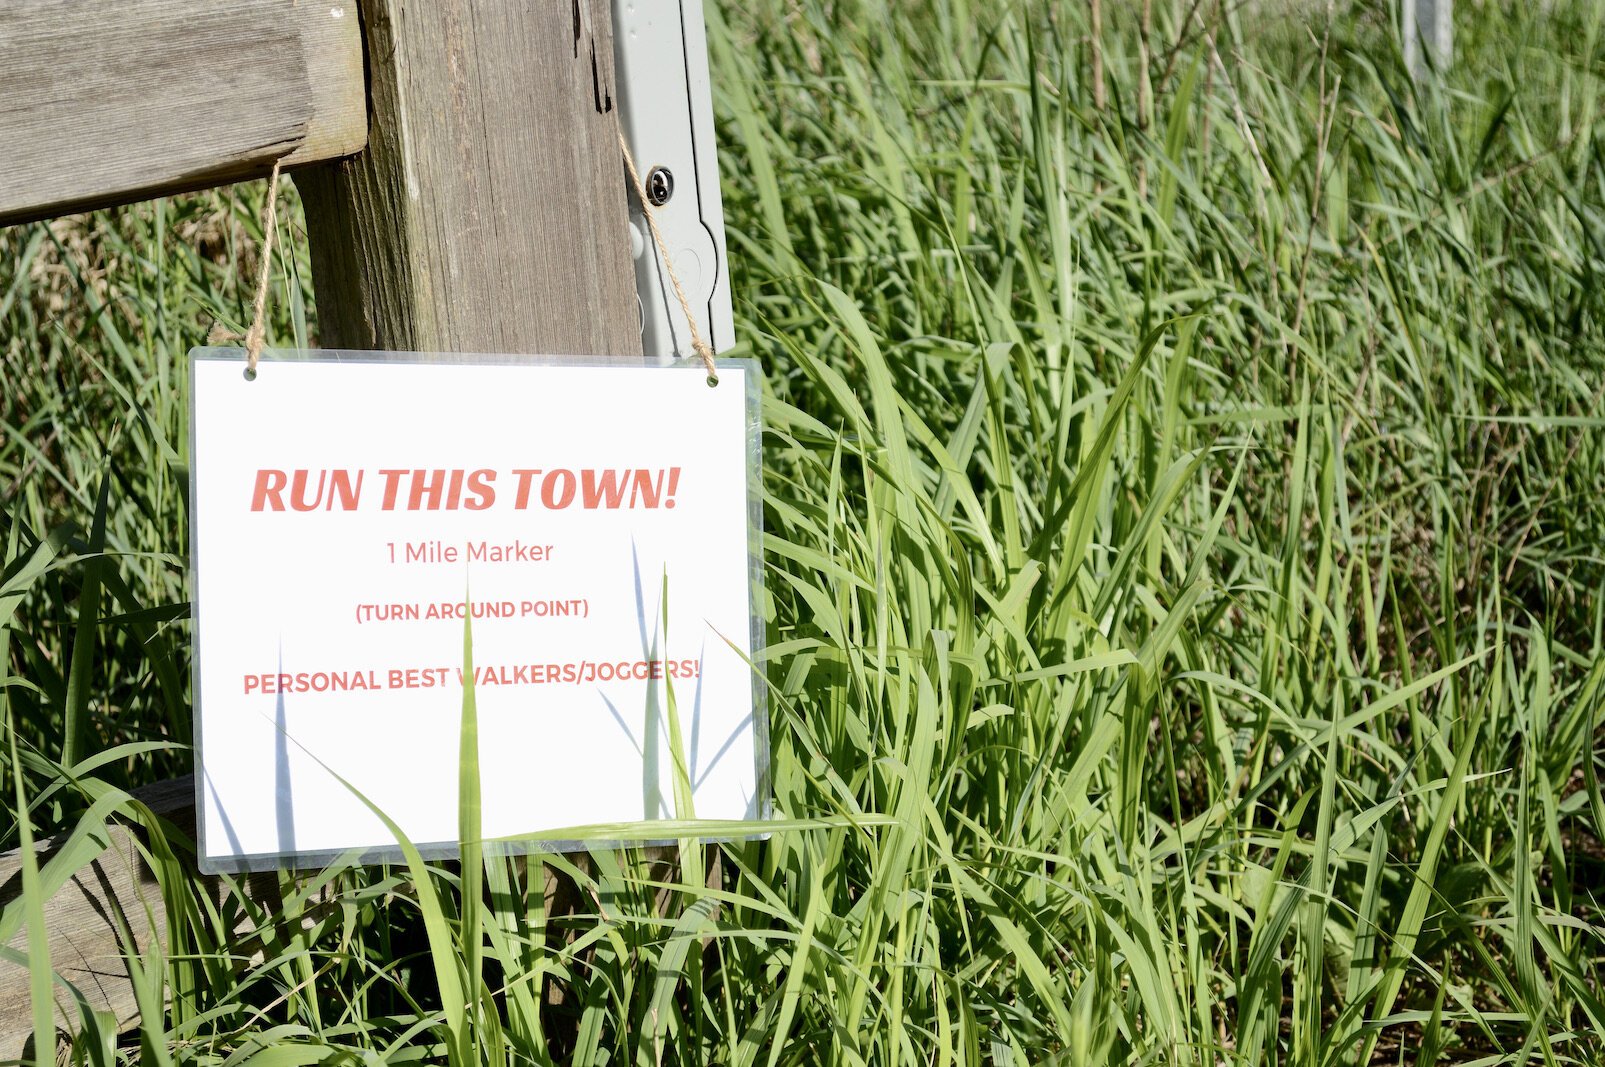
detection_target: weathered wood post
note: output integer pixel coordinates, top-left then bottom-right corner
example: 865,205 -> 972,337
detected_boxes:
294,0 -> 643,357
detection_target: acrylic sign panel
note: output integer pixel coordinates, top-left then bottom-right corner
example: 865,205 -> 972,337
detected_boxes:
188,351 -> 765,871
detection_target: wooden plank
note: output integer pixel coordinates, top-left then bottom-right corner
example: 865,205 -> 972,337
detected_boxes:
0,776 -> 305,1055
0,0 -> 365,226
295,0 -> 644,357
0,777 -> 194,1057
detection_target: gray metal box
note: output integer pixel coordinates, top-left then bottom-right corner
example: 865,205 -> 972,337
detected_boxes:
613,0 -> 736,363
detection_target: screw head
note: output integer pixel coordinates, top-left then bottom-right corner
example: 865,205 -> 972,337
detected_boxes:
645,166 -> 674,207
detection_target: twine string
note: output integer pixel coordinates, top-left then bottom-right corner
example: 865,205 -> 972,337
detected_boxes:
244,160 -> 283,375
617,131 -> 719,385
208,159 -> 282,378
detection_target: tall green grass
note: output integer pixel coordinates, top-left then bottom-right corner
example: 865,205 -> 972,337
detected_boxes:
3,0 -> 1604,1062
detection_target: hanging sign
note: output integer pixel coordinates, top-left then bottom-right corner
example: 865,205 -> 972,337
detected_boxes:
188,350 -> 766,872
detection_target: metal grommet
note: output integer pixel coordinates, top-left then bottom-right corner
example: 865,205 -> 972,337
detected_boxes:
645,166 -> 674,207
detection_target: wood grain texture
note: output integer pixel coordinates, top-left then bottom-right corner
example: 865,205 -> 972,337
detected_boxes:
0,0 -> 365,226
0,776 -> 326,1054
0,777 -> 193,1056
296,0 -> 645,357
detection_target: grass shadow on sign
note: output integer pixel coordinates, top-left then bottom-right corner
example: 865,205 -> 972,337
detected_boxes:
622,547 -> 763,820
688,635 -> 705,785
201,771 -> 245,861
694,626 -> 768,816
597,692 -> 646,765
273,642 -> 295,856
685,631 -> 762,798
630,539 -> 667,821
625,542 -> 721,825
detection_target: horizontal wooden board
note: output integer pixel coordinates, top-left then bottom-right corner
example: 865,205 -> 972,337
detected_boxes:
0,775 -> 583,1051
0,777 -> 194,1056
0,0 -> 366,226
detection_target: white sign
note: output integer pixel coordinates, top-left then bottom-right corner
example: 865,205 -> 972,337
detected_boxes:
188,351 -> 766,871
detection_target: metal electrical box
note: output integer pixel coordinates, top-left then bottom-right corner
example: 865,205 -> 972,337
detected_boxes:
612,0 -> 735,363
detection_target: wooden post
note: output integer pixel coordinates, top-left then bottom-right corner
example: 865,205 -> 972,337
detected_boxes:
294,0 -> 644,357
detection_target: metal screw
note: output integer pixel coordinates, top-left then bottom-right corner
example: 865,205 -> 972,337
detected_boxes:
645,166 -> 674,207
